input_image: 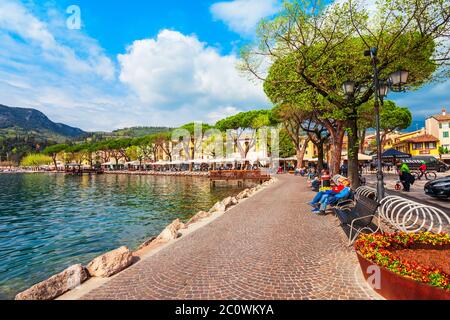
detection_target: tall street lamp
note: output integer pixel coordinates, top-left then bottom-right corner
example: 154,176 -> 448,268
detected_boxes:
343,48 -> 409,200
366,48 -> 409,200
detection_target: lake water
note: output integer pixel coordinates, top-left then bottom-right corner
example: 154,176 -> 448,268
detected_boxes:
0,173 -> 242,300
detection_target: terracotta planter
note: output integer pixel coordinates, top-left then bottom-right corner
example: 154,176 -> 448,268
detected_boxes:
357,253 -> 450,300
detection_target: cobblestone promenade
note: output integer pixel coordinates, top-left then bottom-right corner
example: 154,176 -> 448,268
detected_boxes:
81,175 -> 379,300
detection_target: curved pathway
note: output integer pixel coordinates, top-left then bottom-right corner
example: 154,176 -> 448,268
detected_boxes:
81,175 -> 379,300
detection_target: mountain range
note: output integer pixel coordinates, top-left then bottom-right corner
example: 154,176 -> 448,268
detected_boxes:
0,104 -> 86,141
0,104 -> 172,163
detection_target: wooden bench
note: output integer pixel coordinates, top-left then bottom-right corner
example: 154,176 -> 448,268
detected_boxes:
331,186 -> 376,212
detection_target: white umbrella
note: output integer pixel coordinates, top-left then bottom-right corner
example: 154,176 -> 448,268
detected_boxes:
342,153 -> 372,161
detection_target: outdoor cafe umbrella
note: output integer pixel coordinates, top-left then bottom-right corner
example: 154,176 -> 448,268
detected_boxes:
380,149 -> 412,159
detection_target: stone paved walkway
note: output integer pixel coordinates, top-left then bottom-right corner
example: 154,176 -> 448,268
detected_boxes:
81,175 -> 379,300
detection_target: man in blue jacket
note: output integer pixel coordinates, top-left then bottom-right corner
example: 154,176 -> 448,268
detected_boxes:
310,180 -> 351,215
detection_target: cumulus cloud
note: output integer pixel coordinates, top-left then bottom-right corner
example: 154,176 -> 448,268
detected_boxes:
210,0 -> 280,36
0,2 -> 270,131
118,29 -> 268,118
0,0 -> 115,80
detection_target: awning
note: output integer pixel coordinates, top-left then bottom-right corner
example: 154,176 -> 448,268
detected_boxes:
342,153 -> 373,161
381,149 -> 411,159
274,157 -> 297,161
125,161 -> 141,166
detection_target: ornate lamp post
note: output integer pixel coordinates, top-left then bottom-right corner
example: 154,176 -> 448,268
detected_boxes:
343,48 -> 409,200
367,48 -> 409,199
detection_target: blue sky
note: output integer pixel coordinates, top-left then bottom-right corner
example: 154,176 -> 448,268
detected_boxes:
0,0 -> 448,131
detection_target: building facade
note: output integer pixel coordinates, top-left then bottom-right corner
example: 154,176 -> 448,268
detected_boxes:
426,108 -> 450,150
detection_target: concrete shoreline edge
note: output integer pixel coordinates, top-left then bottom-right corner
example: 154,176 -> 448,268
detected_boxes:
14,177 -> 278,301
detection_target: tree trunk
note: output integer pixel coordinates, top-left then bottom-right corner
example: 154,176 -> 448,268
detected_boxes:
359,129 -> 366,154
325,123 -> 345,176
189,146 -> 195,172
295,139 -> 308,168
52,155 -> 58,172
317,142 -> 325,172
348,117 -> 361,189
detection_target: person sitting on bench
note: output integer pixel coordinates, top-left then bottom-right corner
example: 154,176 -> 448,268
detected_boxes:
309,179 -> 351,215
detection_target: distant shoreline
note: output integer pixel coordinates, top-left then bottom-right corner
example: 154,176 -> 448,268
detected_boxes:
0,170 -> 210,177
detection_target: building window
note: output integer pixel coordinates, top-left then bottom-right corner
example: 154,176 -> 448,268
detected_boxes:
444,132 -> 449,138
426,142 -> 437,149
440,123 -> 443,129
412,143 -> 423,150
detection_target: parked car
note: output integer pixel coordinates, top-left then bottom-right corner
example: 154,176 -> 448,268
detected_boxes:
402,156 -> 449,173
424,176 -> 450,199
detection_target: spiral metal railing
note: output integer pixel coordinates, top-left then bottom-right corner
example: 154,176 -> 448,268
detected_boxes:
379,196 -> 450,234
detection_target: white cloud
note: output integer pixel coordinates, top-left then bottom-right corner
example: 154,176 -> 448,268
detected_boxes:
0,0 -> 115,80
210,0 -> 280,36
118,30 -> 269,121
0,2 -> 270,131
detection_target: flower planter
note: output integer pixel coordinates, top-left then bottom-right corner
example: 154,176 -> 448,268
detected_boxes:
357,253 -> 450,300
355,232 -> 450,300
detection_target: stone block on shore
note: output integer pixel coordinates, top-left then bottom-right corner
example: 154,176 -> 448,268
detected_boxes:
87,246 -> 133,278
187,211 -> 211,226
138,237 -> 157,251
156,219 -> 185,242
221,197 -> 236,209
209,201 -> 226,213
237,189 -> 250,200
15,264 -> 88,301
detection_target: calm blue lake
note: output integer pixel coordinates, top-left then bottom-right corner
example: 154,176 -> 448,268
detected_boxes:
0,173 -> 241,300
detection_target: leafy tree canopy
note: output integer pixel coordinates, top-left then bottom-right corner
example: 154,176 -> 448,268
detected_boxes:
20,154 -> 52,167
216,110 -> 277,131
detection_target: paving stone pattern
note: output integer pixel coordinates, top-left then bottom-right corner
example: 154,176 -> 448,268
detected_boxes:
82,175 -> 379,300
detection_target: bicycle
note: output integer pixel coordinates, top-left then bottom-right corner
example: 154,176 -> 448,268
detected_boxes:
412,170 -> 437,181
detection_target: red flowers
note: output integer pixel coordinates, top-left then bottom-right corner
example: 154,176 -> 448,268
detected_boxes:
355,232 -> 450,291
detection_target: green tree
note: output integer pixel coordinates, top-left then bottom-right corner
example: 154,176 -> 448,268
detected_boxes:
106,138 -> 133,164
43,144 -> 68,171
271,103 -> 310,167
216,110 -> 276,161
178,123 -> 214,170
379,101 -> 413,148
439,146 -> 449,159
20,154 -> 52,168
241,0 -> 448,186
279,129 -> 296,159
154,132 -> 174,162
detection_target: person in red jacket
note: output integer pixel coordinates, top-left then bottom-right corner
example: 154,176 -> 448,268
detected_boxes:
419,161 -> 427,180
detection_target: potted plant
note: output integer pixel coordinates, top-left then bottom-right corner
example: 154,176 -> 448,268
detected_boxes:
355,232 -> 450,300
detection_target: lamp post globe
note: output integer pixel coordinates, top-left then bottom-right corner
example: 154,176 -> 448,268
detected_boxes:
389,70 -> 409,87
342,81 -> 356,96
378,82 -> 389,99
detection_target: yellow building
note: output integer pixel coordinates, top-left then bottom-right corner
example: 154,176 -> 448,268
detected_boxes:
304,140 -> 318,160
393,133 -> 440,157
